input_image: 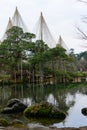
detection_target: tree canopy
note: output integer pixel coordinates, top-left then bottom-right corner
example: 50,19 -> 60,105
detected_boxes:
0,26 -> 78,83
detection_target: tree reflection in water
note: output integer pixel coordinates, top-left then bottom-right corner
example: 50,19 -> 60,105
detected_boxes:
0,84 -> 87,127
0,84 -> 79,111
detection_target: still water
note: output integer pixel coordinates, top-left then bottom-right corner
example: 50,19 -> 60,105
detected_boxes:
0,84 -> 87,128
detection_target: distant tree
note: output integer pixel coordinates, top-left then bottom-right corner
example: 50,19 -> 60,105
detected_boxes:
69,48 -> 75,56
75,51 -> 87,71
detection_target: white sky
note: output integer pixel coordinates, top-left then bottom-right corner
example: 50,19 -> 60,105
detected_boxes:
0,0 -> 87,53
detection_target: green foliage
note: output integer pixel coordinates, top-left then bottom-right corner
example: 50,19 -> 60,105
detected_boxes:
76,51 -> 87,60
0,26 -> 78,82
68,71 -> 84,77
24,102 -> 66,119
0,26 -> 35,75
30,46 -> 68,65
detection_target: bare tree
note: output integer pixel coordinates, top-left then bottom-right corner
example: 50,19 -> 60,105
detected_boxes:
76,0 -> 87,40
78,0 -> 87,4
76,26 -> 87,40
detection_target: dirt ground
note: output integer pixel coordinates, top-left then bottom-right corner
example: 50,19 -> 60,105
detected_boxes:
3,126 -> 87,130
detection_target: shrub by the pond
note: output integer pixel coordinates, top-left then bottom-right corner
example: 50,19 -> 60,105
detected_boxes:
24,102 -> 66,120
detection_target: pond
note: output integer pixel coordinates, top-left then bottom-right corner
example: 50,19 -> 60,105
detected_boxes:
0,83 -> 87,128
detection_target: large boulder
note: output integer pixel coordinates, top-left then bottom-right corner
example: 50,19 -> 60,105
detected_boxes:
1,98 -> 27,114
24,102 -> 66,120
7,98 -> 21,107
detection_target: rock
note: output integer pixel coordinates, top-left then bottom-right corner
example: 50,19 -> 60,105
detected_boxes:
9,119 -> 25,128
0,126 -> 5,130
7,98 -> 21,107
10,119 -> 24,125
0,117 -> 9,127
4,126 -> 29,130
1,98 -> 27,114
24,102 -> 66,120
81,108 -> 87,116
27,123 -> 50,130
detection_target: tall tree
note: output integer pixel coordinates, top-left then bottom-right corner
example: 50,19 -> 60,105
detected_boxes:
0,26 -> 35,80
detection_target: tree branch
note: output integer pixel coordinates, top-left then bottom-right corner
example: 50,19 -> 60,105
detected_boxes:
76,26 -> 87,40
78,0 -> 87,4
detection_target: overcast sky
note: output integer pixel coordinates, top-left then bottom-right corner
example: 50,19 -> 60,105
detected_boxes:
0,0 -> 87,53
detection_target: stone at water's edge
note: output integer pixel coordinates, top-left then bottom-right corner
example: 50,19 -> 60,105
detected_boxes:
3,126 -> 87,130
81,107 -> 87,116
0,118 -> 26,128
24,102 -> 66,120
0,117 -> 9,127
1,98 -> 27,114
27,123 -> 50,130
7,98 -> 21,107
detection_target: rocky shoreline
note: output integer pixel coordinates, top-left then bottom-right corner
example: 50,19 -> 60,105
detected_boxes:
2,125 -> 87,130
1,99 -> 87,130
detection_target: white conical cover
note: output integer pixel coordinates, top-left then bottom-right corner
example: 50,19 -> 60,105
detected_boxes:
6,17 -> 13,31
1,17 -> 13,41
33,12 -> 56,48
12,7 -> 28,32
1,7 -> 28,41
57,35 -> 69,54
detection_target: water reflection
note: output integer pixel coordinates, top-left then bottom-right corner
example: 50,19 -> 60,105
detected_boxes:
0,84 -> 87,127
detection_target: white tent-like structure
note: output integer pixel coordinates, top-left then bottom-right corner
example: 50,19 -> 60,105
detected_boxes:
2,7 -> 28,41
12,7 -> 28,32
33,12 -> 56,48
2,17 -> 13,41
1,8 -> 69,53
5,18 -> 13,32
56,35 -> 69,54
